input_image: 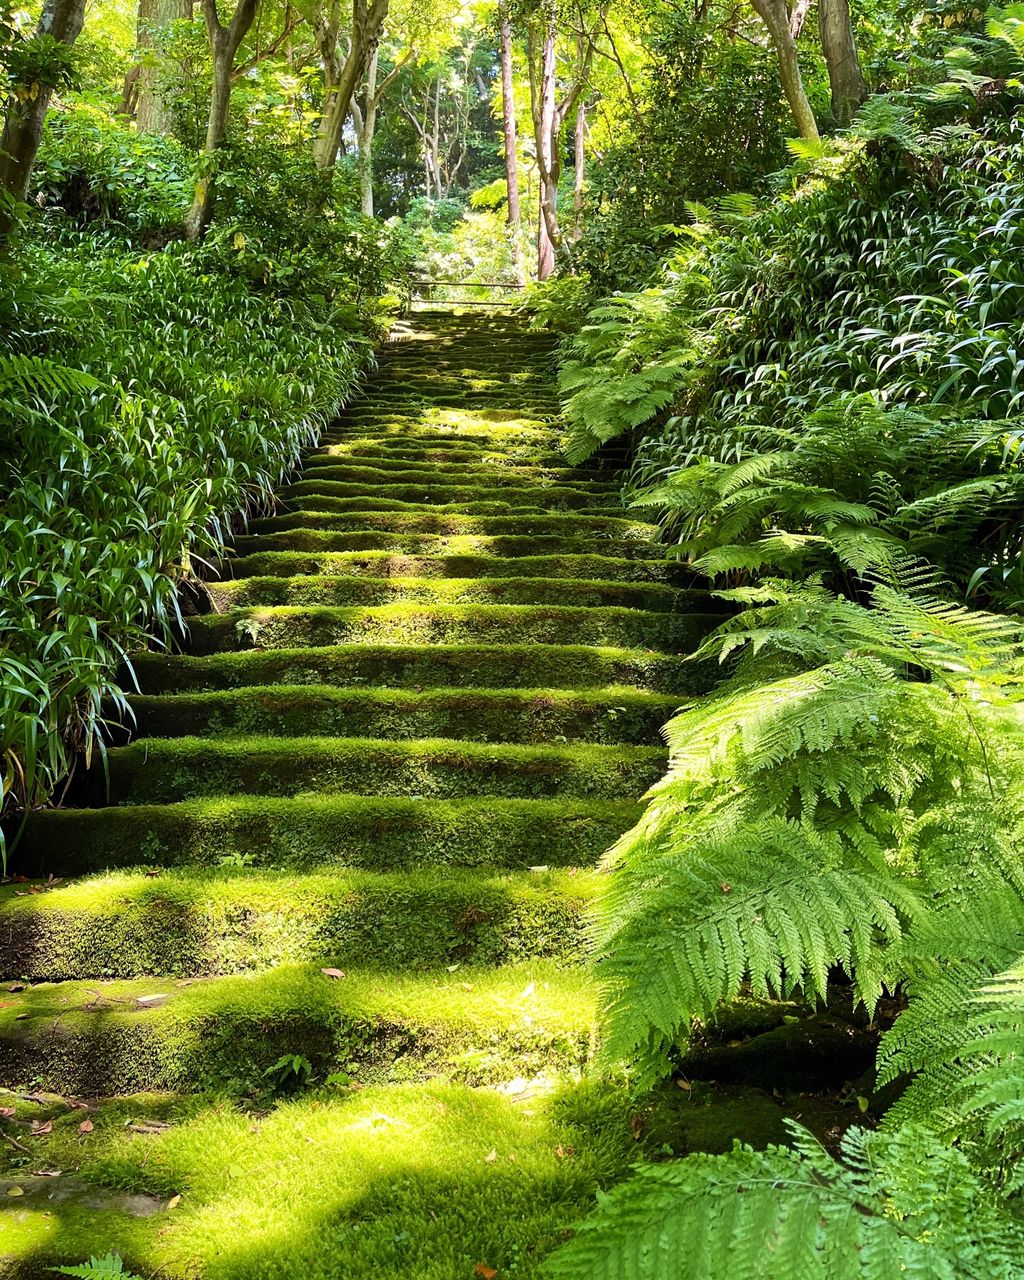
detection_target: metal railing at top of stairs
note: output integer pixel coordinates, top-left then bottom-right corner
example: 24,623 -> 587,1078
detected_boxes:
405,279 -> 527,312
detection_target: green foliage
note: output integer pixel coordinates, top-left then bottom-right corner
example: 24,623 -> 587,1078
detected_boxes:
33,102 -> 191,235
0,231 -> 371,866
52,1256 -> 142,1279
548,1122 -> 1024,1279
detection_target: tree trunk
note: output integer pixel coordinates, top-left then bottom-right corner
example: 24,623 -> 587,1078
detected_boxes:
749,0 -> 819,140
184,0 -> 259,240
136,0 -> 194,134
532,18 -> 559,279
537,201 -> 554,280
313,0 -> 390,171
499,2 -> 520,229
352,49 -> 378,217
818,0 -> 865,126
572,97 -> 586,240
0,0 -> 87,228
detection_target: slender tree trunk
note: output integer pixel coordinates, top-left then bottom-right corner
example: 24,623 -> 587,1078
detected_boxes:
572,97 -> 586,240
499,2 -> 520,229
312,0 -> 389,171
351,49 -> 378,217
819,0 -> 865,126
0,0 -> 87,229
532,18 -> 559,279
184,0 -> 259,240
749,0 -> 819,140
134,0 -> 194,132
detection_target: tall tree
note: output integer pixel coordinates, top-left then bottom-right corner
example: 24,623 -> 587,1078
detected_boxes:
350,45 -> 412,215
748,0 -> 819,140
0,0 -> 86,231
134,0 -> 194,134
312,0 -> 390,170
498,0 -> 520,230
819,0 -> 865,125
526,2 -> 597,279
184,0 -> 260,238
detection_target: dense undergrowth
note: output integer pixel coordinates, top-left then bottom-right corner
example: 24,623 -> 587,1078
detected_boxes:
538,14 -> 1024,1278
0,112 -> 394,868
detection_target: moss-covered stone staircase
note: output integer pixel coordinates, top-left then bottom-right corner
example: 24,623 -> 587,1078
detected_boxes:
0,314 -> 721,1277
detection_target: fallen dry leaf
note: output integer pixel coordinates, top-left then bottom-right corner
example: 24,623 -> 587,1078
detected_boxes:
28,1169 -> 60,1178
7,984 -> 25,993
474,1266 -> 498,1279
167,1194 -> 182,1210
30,1120 -> 52,1136
78,1119 -> 94,1134
0,1107 -> 14,1119
484,1149 -> 497,1164
66,1100 -> 89,1111
320,968 -> 346,979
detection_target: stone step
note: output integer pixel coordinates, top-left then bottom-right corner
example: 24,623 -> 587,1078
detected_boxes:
81,736 -> 666,806
17,793 -> 639,876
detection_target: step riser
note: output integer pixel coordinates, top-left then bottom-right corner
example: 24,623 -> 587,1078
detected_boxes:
276,483 -> 617,511
121,690 -> 678,745
129,646 -> 712,696
215,553 -> 683,584
18,798 -> 638,875
1,879 -> 590,982
229,532 -> 668,558
185,609 -> 713,655
250,513 -> 646,537
208,576 -> 704,611
86,741 -> 665,805
0,989 -> 588,1095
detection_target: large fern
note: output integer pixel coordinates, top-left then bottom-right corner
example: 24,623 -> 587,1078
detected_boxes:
547,1122 -> 1024,1280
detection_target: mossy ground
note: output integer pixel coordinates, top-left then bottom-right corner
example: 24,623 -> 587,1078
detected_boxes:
0,313 -> 738,1275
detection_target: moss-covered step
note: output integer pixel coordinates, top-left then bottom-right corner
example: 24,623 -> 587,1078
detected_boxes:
84,736 -> 666,805
228,530 -> 668,558
312,445 -> 612,477
276,480 -> 619,511
0,867 -> 596,981
318,436 -> 574,463
264,496 -> 608,518
0,1081 -> 643,1280
207,573 -> 709,612
215,550 -> 685,584
0,961 -> 595,1095
128,643 -> 710,696
249,514 -> 648,541
16,794 -> 639,876
184,603 -> 715,654
297,458 -> 618,488
121,685 -> 680,744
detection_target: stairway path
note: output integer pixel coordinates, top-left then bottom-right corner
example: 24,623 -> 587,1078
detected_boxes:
0,313 -> 720,1278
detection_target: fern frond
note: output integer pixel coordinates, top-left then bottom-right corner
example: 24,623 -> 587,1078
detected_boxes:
596,817 -> 917,1077
546,1124 -> 1024,1280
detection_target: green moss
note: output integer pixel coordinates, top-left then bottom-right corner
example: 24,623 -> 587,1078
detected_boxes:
0,962 -> 595,1094
251,513 -> 646,539
0,867 -> 596,980
0,1081 -> 638,1280
17,794 -> 639,876
208,572 -> 708,612
185,603 -> 714,655
216,551 -> 684,584
128,642 -> 711,696
89,735 -> 665,805
123,685 -> 679,744
298,458 -> 618,489
229,528 -> 668,559
277,480 -> 623,512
